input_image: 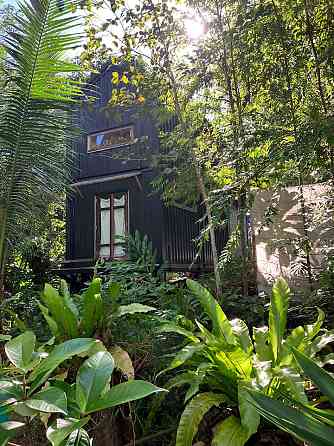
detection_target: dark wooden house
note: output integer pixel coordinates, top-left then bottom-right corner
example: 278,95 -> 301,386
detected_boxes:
63,66 -> 228,275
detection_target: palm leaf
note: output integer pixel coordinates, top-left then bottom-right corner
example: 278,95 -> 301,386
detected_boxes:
0,0 -> 85,270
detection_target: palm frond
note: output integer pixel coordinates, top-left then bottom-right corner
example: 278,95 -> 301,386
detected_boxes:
0,0 -> 86,268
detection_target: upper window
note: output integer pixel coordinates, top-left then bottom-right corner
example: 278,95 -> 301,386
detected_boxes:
88,126 -> 134,153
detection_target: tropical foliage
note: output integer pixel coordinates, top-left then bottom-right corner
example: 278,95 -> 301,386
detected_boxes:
0,331 -> 164,445
156,277 -> 334,445
248,348 -> 334,446
0,0 -> 85,293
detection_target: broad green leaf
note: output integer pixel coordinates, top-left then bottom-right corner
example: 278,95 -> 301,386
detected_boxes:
158,323 -> 200,343
60,280 -> 79,318
29,338 -> 98,394
82,278 -> 103,336
253,359 -> 272,388
38,303 -> 59,337
5,331 -> 36,371
160,344 -> 204,375
281,325 -> 305,366
273,367 -> 307,404
238,384 -> 260,436
231,319 -> 253,353
25,387 -> 67,414
47,418 -> 90,446
253,326 -> 273,362
187,279 -> 236,344
86,380 -> 165,414
114,303 -> 156,318
248,389 -> 334,445
269,277 -> 290,363
212,416 -> 251,446
0,381 -> 24,406
64,428 -> 91,446
293,348 -> 334,406
0,421 -> 25,430
42,284 -> 78,339
110,346 -> 134,380
76,352 -> 114,414
176,392 -> 226,446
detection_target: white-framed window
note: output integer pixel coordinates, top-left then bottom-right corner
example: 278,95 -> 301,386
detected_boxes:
95,192 -> 129,259
88,125 -> 135,152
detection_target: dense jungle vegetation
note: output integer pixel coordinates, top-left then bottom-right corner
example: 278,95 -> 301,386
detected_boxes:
0,0 -> 334,444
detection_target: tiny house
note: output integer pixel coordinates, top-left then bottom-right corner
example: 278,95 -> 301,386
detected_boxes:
62,65 -> 228,276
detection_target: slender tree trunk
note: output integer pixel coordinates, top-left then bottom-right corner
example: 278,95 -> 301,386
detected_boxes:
196,164 -> 222,296
216,2 -> 249,295
161,34 -> 223,296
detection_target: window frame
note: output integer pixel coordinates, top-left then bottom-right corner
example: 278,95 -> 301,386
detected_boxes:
87,125 -> 135,153
95,192 -> 129,260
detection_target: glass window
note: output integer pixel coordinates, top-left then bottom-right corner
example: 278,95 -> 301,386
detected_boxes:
96,192 -> 128,259
88,126 -> 134,152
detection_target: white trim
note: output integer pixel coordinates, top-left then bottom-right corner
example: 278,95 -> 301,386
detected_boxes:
71,171 -> 142,187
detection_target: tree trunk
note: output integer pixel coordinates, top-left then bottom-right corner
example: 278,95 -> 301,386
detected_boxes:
196,165 -> 222,297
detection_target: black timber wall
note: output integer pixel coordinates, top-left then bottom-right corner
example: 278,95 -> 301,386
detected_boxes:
66,170 -> 164,265
73,68 -> 159,181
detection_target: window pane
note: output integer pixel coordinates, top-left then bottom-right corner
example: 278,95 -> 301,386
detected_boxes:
88,126 -> 134,152
100,197 -> 110,209
114,244 -> 126,257
114,193 -> 125,206
114,207 -> 125,236
99,245 -> 110,257
100,209 -> 110,244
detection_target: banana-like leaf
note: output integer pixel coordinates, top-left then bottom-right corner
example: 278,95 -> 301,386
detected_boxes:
186,280 -> 236,344
247,389 -> 334,446
28,338 -> 98,394
47,417 -> 90,446
76,352 -> 114,414
212,416 -> 251,446
5,331 -> 36,371
269,277 -> 290,363
293,348 -> 334,407
305,308 -> 325,339
176,392 -> 226,446
85,380 -> 166,414
25,387 -> 67,414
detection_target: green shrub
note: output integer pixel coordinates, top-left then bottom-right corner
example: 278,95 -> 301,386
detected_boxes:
156,277 -> 334,446
0,331 -> 164,445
